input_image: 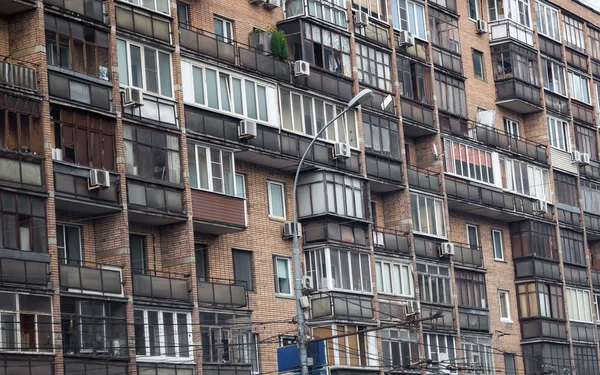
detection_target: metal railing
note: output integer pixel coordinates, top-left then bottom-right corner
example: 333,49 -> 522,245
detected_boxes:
469,121 -> 547,163
452,242 -> 483,268
44,0 -> 104,22
310,292 -> 374,320
59,261 -> 122,295
489,19 -> 534,47
115,2 -> 171,42
0,258 -> 48,286
197,277 -> 248,308
133,270 -> 190,301
407,164 -> 441,193
0,58 -> 37,92
372,226 -> 410,254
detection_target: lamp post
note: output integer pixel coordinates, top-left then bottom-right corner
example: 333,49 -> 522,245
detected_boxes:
291,89 -> 374,375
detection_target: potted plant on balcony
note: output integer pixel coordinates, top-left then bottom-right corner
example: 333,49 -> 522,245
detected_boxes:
249,27 -> 288,60
269,28 -> 288,61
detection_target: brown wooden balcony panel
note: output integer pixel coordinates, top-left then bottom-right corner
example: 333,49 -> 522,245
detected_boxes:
192,189 -> 246,233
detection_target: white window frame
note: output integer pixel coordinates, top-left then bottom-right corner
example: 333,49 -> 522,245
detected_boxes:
535,1 -> 560,41
595,294 -> 600,323
466,224 -> 480,247
213,16 -> 233,44
135,308 -> 193,361
498,290 -> 512,322
0,293 -> 54,353
57,224 -> 82,265
267,181 -> 286,219
504,118 -> 520,138
501,157 -> 550,202
304,248 -> 372,293
542,58 -> 567,96
462,336 -> 495,374
423,333 -> 456,367
547,116 -> 571,152
125,0 -> 170,15
355,0 -> 388,23
391,0 -> 427,40
566,287 -> 593,323
444,139 -> 497,186
411,193 -> 446,237
569,70 -> 591,104
188,143 -> 236,195
375,260 -> 413,297
117,38 -> 173,98
418,263 -> 452,305
491,229 -> 504,261
488,0 -> 531,27
381,328 -> 417,368
468,0 -> 480,21
274,256 -> 293,296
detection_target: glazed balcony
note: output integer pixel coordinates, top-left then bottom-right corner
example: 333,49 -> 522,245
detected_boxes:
470,122 -> 548,164
192,189 -> 246,235
59,262 -> 123,296
520,318 -> 567,341
557,206 -> 580,227
197,277 -> 248,308
563,266 -> 588,286
372,226 -> 410,255
44,0 -> 105,23
453,243 -> 483,269
420,304 -> 455,330
584,213 -> 600,240
0,0 -> 36,16
0,58 -> 38,93
571,322 -> 596,343
282,0 -> 348,30
49,71 -> 111,112
303,218 -> 369,249
0,150 -> 44,191
580,159 -> 600,180
566,47 -> 588,72
355,19 -> 390,47
538,35 -> 562,60
310,292 -> 374,321
514,258 -> 561,281
407,165 -> 441,194
489,19 -> 534,47
132,271 -> 190,302
0,258 -> 48,287
591,271 -> 600,289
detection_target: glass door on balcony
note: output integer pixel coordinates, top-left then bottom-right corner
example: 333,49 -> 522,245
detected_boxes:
488,0 -> 530,27
130,234 -> 146,274
466,224 -> 479,249
57,224 -> 82,265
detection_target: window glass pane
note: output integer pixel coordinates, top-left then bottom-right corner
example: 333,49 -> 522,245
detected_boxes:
158,52 -> 172,96
269,182 -> 285,218
144,48 -> 158,93
245,81 -> 257,119
206,69 -> 218,109
117,40 -> 129,85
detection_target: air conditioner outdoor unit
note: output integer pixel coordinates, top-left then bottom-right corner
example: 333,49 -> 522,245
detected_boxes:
301,275 -> 313,290
264,0 -> 281,9
440,242 -> 455,256
333,142 -> 351,159
355,10 -> 369,27
476,19 -> 488,34
534,199 -> 548,214
294,60 -> 310,77
571,150 -> 582,164
123,87 -> 143,107
581,152 -> 591,165
51,148 -> 63,161
89,169 -> 110,189
239,120 -> 257,139
397,30 -> 415,46
405,300 -> 420,317
282,221 -> 302,239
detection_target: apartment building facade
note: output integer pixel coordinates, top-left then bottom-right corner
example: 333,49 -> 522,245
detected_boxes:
2,0 -> 600,374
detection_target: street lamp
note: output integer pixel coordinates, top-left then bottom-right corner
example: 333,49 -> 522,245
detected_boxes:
291,88 -> 374,375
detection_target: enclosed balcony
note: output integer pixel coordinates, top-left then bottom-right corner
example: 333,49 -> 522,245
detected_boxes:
372,226 -> 410,255
584,213 -> 600,240
59,262 -> 123,296
0,258 -> 48,287
470,122 -> 548,164
197,278 -> 248,308
132,271 -> 190,302
49,71 -> 112,112
571,322 -> 595,343
489,19 -> 534,47
514,258 -> 561,281
310,292 -> 374,321
580,159 -> 600,180
303,218 -> 369,249
453,243 -> 483,268
0,58 -> 38,92
44,0 -> 105,23
192,189 -> 246,235
0,150 -> 44,191
0,0 -> 36,15
544,91 -> 570,116
282,0 -> 348,30
407,165 -> 441,194
521,318 -> 567,341
571,100 -> 595,126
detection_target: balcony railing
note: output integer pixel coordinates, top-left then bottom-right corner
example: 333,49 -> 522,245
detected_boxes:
459,309 -> 490,333
571,322 -> 596,342
401,97 -> 436,135
366,154 -> 403,184
571,100 -> 595,125
122,91 -> 176,127
372,226 -> 410,254
495,78 -> 542,113
544,90 -> 570,116
584,212 -> 600,234
197,278 -> 248,308
538,35 -> 562,60
355,21 -> 389,47
0,58 -> 37,92
566,47 -> 588,71
0,150 -> 43,188
59,262 -> 122,295
431,46 -> 462,75
489,19 -> 534,47
54,163 -> 120,205
557,207 -> 580,227
421,304 -> 454,330
311,292 -> 374,320
592,60 -> 600,79
563,266 -> 587,286
470,122 -> 548,163
414,236 -> 446,260
49,71 -> 111,111
133,271 -> 190,302
44,0 -> 104,23
521,318 -> 567,340
115,2 -> 170,43
407,165 -> 441,193
127,179 -> 184,215
515,258 -> 561,281
0,258 -> 48,286
453,243 -> 483,268
591,271 -> 600,289
294,67 -> 354,102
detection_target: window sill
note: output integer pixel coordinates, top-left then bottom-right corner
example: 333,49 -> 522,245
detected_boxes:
275,293 -> 295,300
269,216 -> 288,223
500,318 -> 513,324
493,258 -> 507,263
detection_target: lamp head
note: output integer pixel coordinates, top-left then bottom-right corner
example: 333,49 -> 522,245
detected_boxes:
347,88 -> 374,109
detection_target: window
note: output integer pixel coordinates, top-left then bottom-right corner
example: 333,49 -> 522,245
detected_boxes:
505,353 -> 517,375
567,288 -> 592,323
304,248 -> 371,292
595,294 -> 600,323
582,180 -> 600,214
0,192 -> 46,253
375,260 -> 413,297
472,50 -> 484,80
522,343 -> 571,375
284,0 -> 347,28
547,116 -> 570,151
397,57 -> 432,104
488,0 -> 530,27
213,17 -> 233,44
462,336 -> 494,375
125,0 -> 169,13
117,39 -> 172,97
356,44 -> 392,92
443,139 -> 495,185
182,62 -> 275,125
199,312 -> 257,368
51,106 -> 115,170
297,172 -> 365,219
195,244 -> 207,281
313,325 -> 373,366
123,125 -> 180,184
130,234 -> 146,275
0,108 -> 42,155
517,282 -> 564,319
500,156 -> 550,201
466,224 -> 479,248
267,181 -> 286,219
510,221 -> 558,260
176,3 -> 189,28
233,249 -> 254,291
45,14 -> 110,78
492,45 -> 539,85
280,89 -> 358,147
423,334 -> 456,369
362,113 -> 401,159
295,24 -> 352,77
381,329 -> 418,369
417,263 -> 452,305
554,172 -> 578,207
410,193 -> 445,237
492,230 -> 504,260
569,71 -> 591,104
435,72 -> 467,116
575,125 -> 597,159
391,0 -> 426,40
542,58 -> 567,95
236,174 -> 246,198
273,256 -> 292,296
455,270 -> 487,308
590,28 -> 600,61
498,290 -> 511,321
0,292 -> 52,352
504,118 -> 519,138
353,0 -> 388,22
574,346 -> 600,375
57,225 -> 81,265
535,1 -> 559,40
134,308 -> 192,358
561,230 -> 585,266
562,14 -> 585,51
468,0 -> 479,20
429,9 -> 460,53
187,144 -> 235,195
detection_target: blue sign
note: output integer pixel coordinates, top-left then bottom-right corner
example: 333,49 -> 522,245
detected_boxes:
277,340 -> 327,373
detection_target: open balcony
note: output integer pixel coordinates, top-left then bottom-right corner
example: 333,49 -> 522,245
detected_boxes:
115,2 -> 170,43
192,189 -> 246,235
401,97 -> 436,137
495,79 -> 542,113
571,100 -> 595,126
489,19 -> 534,47
470,122 -> 548,164
197,278 -> 248,308
355,20 -> 389,47
366,154 -> 403,192
0,258 -> 48,287
0,58 -> 38,93
372,226 -> 410,255
584,213 -> 600,240
49,71 -> 112,112
127,179 -> 186,226
0,0 -> 36,16
446,177 -> 554,222
453,243 -> 483,268
544,91 -> 570,116
420,304 -> 455,331
407,165 -> 441,194
44,0 -> 105,23
580,159 -> 600,180
538,35 -> 562,60
132,271 -> 190,302
591,271 -> 600,289
59,262 -> 123,296
414,236 -> 447,261
311,292 -> 374,321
